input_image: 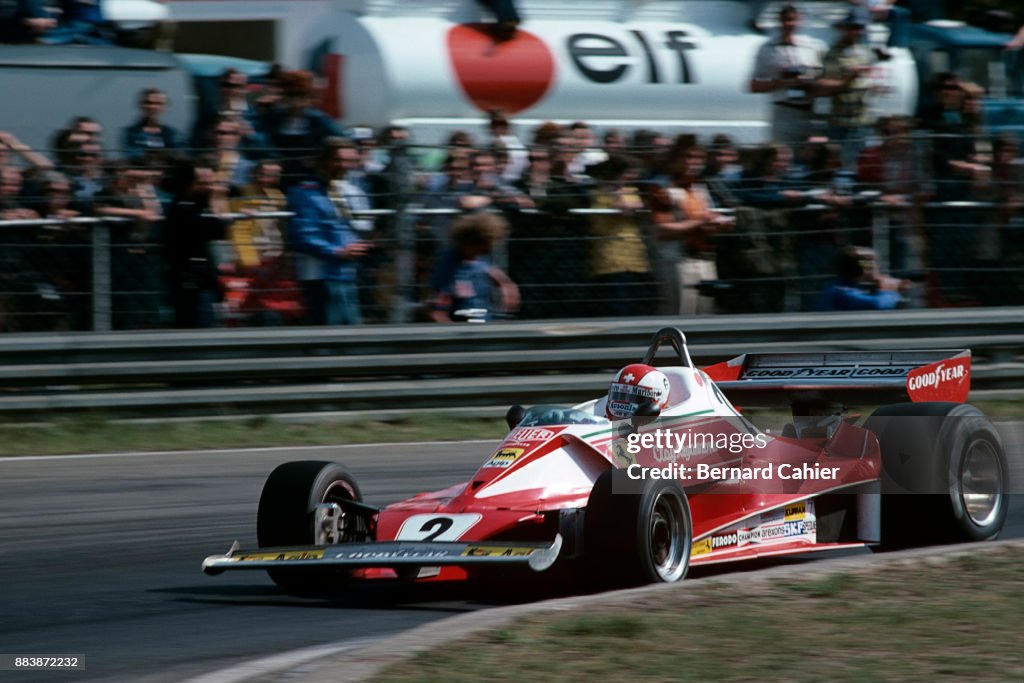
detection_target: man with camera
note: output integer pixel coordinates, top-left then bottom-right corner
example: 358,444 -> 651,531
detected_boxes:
749,3 -> 828,145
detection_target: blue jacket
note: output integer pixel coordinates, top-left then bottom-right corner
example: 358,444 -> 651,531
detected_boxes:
819,280 -> 902,311
286,179 -> 360,282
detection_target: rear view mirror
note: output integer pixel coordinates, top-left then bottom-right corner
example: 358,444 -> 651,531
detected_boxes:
506,405 -> 526,430
631,400 -> 661,430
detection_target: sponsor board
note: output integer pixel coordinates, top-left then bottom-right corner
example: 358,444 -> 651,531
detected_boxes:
484,447 -> 525,469
238,549 -> 325,562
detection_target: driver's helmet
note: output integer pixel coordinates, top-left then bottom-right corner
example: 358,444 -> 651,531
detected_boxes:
606,364 -> 671,420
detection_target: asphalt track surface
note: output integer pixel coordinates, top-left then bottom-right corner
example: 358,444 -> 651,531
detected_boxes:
1,427 -> 1021,683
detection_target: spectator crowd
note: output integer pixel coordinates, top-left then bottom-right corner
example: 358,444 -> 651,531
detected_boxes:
1,2 -> 1024,331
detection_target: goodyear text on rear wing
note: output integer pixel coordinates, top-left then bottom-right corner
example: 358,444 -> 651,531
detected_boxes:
702,350 -> 970,408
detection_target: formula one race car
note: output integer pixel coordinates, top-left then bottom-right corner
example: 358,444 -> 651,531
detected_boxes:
202,328 -> 1010,592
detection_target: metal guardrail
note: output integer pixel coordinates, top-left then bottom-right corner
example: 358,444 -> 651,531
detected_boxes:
0,308 -> 1022,419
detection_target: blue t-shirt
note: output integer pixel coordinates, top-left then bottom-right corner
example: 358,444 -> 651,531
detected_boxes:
432,249 -> 493,318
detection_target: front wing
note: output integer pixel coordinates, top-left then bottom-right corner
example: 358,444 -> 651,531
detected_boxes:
202,535 -> 563,575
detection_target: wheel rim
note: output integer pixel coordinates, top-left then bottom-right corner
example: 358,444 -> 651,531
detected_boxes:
323,480 -> 356,505
960,439 -> 1003,527
649,491 -> 687,582
322,480 -> 361,542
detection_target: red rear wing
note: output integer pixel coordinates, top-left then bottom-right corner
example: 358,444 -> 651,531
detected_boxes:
702,350 -> 971,406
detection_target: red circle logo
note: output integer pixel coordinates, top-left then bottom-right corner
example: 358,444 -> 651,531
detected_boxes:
446,23 -> 556,114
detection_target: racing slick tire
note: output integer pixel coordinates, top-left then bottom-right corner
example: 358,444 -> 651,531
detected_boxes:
256,460 -> 363,595
585,468 -> 692,586
864,403 -> 1009,550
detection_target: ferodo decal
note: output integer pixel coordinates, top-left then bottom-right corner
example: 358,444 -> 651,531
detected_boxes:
484,447 -> 524,469
906,355 -> 970,403
710,532 -> 738,550
238,549 -> 324,562
462,546 -> 534,558
395,513 -> 483,542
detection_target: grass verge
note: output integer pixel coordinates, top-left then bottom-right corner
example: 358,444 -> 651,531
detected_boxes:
373,545 -> 1024,682
0,414 -> 508,456
0,397 -> 1018,456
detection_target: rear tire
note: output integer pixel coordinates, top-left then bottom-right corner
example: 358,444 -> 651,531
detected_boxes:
864,403 -> 1009,549
585,469 -> 691,586
256,460 -> 363,595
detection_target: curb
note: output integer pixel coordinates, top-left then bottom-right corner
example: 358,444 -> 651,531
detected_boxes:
239,537 -> 1024,682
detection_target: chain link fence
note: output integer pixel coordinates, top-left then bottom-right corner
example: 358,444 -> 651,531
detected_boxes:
1,136 -> 1023,331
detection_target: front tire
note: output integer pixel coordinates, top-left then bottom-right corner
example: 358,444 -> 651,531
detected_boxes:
585,469 -> 692,585
865,403 -> 1009,549
256,460 -> 363,595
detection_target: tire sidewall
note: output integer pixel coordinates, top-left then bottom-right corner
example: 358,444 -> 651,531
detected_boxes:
634,480 -> 692,584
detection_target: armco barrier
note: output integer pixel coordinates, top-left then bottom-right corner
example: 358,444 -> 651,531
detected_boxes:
0,308 -> 1021,419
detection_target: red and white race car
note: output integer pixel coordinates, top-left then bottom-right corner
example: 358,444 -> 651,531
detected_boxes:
202,328 -> 1010,591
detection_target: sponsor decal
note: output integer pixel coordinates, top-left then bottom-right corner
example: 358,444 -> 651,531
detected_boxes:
743,366 -> 913,379
238,549 -> 324,562
906,356 -> 970,403
690,537 -> 712,558
336,549 -> 452,561
485,447 -> 525,469
461,546 -> 535,558
710,532 -> 738,550
507,427 -> 556,443
784,503 -> 806,521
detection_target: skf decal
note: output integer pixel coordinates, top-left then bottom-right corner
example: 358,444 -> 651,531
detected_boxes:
484,447 -> 524,469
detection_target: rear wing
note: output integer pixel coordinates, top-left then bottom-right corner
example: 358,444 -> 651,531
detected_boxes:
702,350 -> 970,407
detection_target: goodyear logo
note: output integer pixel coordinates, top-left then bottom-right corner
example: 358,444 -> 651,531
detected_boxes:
784,503 -> 806,521
238,549 -> 324,562
485,447 -> 524,469
462,546 -> 534,558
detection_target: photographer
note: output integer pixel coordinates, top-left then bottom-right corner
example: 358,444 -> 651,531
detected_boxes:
749,4 -> 827,145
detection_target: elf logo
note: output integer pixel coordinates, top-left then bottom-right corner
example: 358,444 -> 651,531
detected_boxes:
447,23 -> 699,114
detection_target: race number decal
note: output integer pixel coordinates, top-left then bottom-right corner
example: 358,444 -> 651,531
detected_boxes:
395,513 -> 483,542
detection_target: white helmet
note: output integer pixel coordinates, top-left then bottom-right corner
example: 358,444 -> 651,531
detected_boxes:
606,364 -> 671,420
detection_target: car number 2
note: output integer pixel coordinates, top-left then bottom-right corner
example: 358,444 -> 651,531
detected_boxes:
395,513 -> 483,542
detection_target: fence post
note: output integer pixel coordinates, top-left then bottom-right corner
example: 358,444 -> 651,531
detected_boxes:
871,201 -> 889,275
389,142 -> 415,323
91,220 -> 112,332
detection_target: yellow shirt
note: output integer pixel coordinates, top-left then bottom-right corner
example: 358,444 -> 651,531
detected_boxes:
588,188 -> 652,277
229,188 -> 286,268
